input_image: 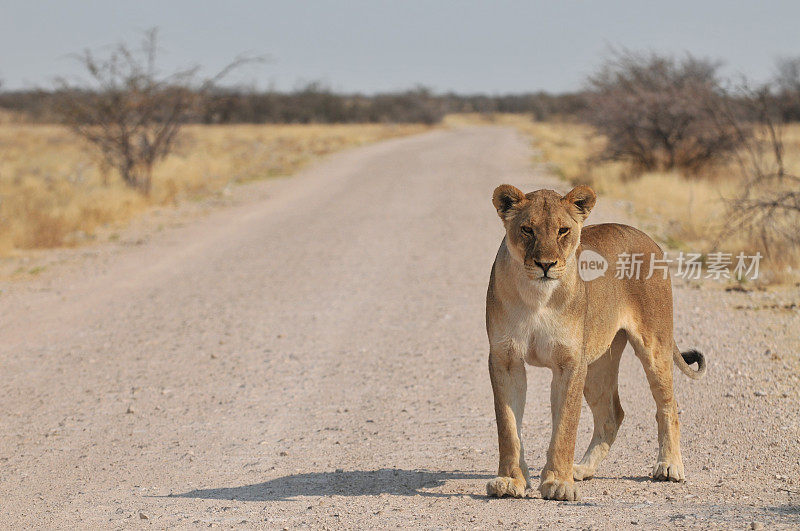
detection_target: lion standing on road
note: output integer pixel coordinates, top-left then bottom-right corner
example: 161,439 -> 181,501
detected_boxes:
485,184 -> 705,501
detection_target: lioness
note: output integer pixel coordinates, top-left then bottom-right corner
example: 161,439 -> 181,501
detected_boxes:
485,184 -> 705,501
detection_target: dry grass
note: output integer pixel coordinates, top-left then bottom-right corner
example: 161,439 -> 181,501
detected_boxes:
0,109 -> 28,124
461,113 -> 800,283
0,122 -> 430,254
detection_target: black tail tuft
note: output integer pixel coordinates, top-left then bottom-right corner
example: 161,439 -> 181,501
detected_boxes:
681,349 -> 706,377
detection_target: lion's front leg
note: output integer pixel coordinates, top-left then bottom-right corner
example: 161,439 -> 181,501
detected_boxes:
486,350 -> 529,498
539,356 -> 586,501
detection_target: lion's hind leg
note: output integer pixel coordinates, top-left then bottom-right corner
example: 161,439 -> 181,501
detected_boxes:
629,331 -> 685,482
573,330 -> 626,481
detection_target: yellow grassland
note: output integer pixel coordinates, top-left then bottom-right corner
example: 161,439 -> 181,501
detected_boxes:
0,122 -> 430,254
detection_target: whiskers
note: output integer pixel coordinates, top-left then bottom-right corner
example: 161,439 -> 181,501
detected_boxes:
524,265 -> 545,278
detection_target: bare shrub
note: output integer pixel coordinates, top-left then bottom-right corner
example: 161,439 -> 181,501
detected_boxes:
713,80 -> 800,260
727,171 -> 800,259
585,51 -> 742,175
773,56 -> 800,122
56,29 -> 257,195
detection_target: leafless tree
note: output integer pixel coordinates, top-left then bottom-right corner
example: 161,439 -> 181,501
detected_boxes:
585,50 -> 743,175
56,29 -> 260,195
711,78 -> 800,256
773,56 -> 800,122
775,57 -> 800,92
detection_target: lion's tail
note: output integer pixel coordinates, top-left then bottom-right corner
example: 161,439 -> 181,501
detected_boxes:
673,343 -> 706,380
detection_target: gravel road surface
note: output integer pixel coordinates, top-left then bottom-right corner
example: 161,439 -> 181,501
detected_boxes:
1,127 -> 798,528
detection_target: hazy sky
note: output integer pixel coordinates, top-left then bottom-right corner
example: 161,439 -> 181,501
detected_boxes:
2,0 -> 800,94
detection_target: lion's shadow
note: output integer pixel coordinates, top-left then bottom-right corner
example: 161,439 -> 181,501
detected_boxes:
172,469 -> 490,502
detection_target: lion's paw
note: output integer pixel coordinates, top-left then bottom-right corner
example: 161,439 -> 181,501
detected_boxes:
572,464 -> 595,481
539,478 -> 580,501
486,476 -> 525,498
652,460 -> 684,482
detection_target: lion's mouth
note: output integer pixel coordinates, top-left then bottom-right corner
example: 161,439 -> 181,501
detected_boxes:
525,269 -> 559,282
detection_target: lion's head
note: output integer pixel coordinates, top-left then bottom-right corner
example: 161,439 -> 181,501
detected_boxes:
492,184 -> 596,281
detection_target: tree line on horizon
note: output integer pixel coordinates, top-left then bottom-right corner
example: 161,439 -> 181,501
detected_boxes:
3,77 -> 797,127
0,83 -> 587,125
1,51 -> 800,130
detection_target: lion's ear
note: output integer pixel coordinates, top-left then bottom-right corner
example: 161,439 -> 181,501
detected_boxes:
563,185 -> 596,222
492,184 -> 526,221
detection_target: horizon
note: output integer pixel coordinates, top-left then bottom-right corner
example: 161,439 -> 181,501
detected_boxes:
2,1 -> 800,94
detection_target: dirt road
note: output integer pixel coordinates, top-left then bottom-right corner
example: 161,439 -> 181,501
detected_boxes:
1,127 -> 798,528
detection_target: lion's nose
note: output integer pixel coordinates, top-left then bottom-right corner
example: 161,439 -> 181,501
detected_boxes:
534,260 -> 556,275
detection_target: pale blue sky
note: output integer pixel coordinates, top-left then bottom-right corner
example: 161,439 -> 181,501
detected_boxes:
2,0 -> 800,93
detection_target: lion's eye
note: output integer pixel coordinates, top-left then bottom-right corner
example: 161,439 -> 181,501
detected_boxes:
520,226 -> 534,236
558,227 -> 570,236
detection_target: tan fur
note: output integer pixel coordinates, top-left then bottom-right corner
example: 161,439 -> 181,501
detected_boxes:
485,184 -> 705,500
